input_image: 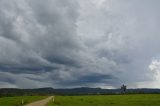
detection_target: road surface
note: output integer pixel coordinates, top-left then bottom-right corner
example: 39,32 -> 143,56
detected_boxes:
24,96 -> 54,106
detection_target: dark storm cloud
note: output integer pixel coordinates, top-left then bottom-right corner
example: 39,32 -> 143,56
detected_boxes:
0,0 -> 81,69
0,0 -> 84,88
65,74 -> 115,84
51,73 -> 116,88
0,0 -> 160,88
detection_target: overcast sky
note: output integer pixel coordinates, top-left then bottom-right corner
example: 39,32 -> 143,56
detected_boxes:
0,0 -> 160,89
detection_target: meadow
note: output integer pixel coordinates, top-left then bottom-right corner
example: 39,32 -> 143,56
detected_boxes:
0,96 -> 47,106
47,94 -> 160,106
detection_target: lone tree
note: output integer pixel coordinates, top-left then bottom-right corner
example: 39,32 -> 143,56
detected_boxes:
121,84 -> 127,94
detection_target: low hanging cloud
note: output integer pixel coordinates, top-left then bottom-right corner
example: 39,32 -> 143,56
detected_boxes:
0,0 -> 160,88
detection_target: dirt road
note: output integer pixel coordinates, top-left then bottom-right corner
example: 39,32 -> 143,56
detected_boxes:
24,96 -> 54,106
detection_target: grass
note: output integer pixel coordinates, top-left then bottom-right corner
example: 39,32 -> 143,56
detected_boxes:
47,94 -> 160,106
0,96 -> 47,106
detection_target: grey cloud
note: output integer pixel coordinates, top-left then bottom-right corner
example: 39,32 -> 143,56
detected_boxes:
0,0 -> 85,88
77,0 -> 160,87
0,72 -> 51,88
0,0 -> 160,88
65,74 -> 115,85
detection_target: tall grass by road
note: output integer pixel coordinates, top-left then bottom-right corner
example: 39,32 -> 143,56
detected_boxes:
0,96 -> 47,106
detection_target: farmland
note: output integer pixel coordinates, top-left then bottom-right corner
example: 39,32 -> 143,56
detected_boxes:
0,96 -> 47,106
47,94 -> 160,106
1,94 -> 160,106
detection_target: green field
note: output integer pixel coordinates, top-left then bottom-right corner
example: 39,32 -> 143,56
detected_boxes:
47,94 -> 160,106
0,96 -> 47,106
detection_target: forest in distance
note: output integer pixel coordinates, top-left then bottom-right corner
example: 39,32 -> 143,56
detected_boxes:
1,87 -> 160,97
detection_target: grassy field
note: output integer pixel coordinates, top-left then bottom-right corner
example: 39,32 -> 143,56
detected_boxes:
47,94 -> 160,106
0,96 -> 47,106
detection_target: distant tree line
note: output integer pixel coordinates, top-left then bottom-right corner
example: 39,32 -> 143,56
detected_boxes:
1,87 -> 160,97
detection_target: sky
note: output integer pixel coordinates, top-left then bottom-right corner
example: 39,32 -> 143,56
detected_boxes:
0,0 -> 160,89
